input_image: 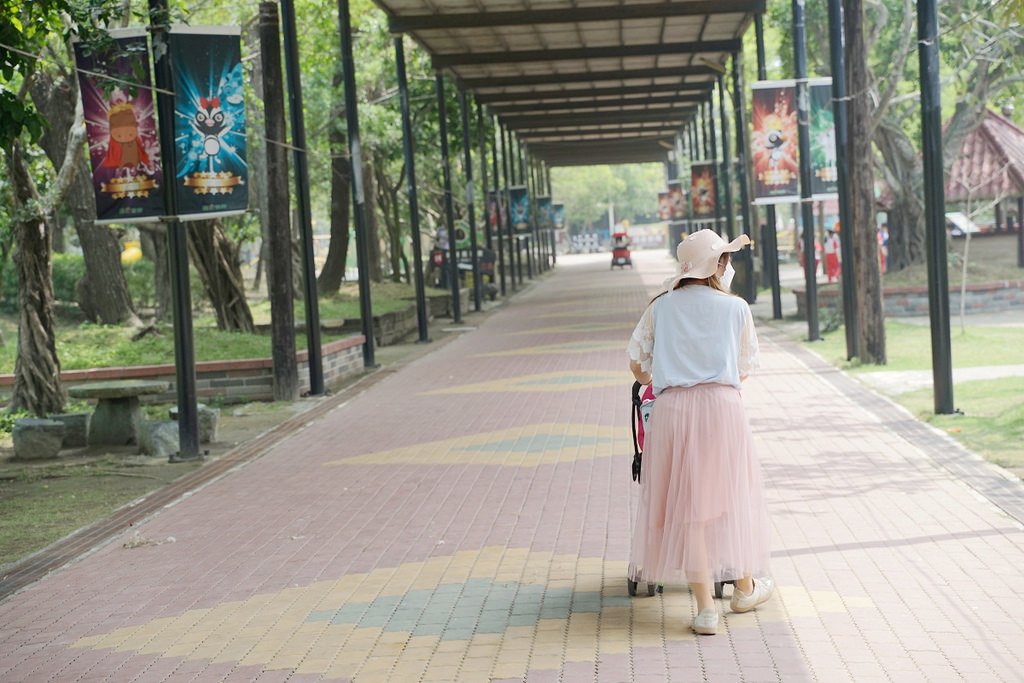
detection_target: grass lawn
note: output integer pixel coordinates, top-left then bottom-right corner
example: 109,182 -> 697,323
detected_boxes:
802,320 -> 1024,471
0,280 -> 424,374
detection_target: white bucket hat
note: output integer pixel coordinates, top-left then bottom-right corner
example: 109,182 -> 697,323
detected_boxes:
663,229 -> 750,291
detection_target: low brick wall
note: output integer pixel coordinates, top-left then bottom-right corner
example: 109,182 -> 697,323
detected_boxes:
794,280 -> 1024,319
0,335 -> 366,405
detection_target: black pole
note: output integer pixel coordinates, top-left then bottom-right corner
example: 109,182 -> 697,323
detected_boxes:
395,36 -> 429,342
504,126 -> 521,287
794,0 -> 820,341
337,0 -> 375,367
718,75 -> 735,243
148,0 -> 199,461
280,0 -> 323,395
436,74 -> 461,323
477,102 -> 491,252
492,115 -> 506,296
918,0 -> 954,414
827,0 -> 859,359
459,91 -> 482,312
546,165 -> 556,266
756,14 -> 783,319
731,54 -> 757,305
707,95 -> 721,233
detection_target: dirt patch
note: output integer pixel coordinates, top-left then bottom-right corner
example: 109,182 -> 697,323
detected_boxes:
0,399 -> 322,569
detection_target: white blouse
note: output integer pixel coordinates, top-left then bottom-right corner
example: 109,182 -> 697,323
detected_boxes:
627,285 -> 760,395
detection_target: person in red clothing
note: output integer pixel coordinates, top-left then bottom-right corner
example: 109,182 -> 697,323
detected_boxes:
824,228 -> 841,282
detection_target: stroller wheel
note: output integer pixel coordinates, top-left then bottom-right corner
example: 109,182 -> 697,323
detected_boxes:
627,579 -> 638,596
647,583 -> 656,597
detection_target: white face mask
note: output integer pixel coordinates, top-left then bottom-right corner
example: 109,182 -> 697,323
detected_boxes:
721,261 -> 736,289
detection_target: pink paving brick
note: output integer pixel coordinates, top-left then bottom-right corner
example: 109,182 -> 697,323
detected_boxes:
1,251 -> 1023,681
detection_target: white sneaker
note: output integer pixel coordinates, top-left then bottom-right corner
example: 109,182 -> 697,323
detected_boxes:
691,608 -> 719,635
730,577 -> 774,613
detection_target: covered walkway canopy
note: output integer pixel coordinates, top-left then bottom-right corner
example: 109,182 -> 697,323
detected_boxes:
375,0 -> 764,167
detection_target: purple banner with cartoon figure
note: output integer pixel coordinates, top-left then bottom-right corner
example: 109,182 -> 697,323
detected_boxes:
74,28 -> 164,223
167,26 -> 248,220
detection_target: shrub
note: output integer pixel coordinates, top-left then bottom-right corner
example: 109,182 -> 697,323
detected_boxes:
0,253 -> 86,312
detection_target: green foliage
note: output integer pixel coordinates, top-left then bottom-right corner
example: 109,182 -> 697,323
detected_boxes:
550,164 -> 665,233
122,258 -> 156,310
50,253 -> 85,302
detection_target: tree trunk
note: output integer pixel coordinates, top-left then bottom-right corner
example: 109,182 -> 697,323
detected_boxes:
846,0 -> 886,364
29,69 -> 141,327
246,20 -> 269,295
317,103 -> 351,295
7,140 -> 64,416
259,1 -> 298,401
186,219 -> 254,332
138,224 -> 171,320
376,159 -> 404,283
363,154 -> 383,283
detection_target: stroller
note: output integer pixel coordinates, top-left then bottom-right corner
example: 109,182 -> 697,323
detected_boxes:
611,232 -> 632,269
627,381 -> 734,599
628,381 -> 659,597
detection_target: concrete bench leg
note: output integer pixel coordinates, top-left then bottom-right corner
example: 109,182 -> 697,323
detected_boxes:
89,397 -> 143,446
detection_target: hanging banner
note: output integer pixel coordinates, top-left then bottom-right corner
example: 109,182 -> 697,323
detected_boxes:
74,28 -> 165,224
667,179 -> 686,219
537,196 -> 553,230
657,190 -> 671,220
509,185 -> 530,233
487,190 -> 502,239
691,162 -> 717,217
751,80 -> 799,205
167,26 -> 248,220
552,202 -> 565,230
809,78 -> 838,200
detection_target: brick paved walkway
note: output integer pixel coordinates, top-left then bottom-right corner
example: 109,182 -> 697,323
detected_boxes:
2,249 -> 1023,682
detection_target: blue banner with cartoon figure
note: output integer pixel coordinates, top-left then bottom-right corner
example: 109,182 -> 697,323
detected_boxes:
537,196 -> 552,230
552,202 -> 565,229
167,26 -> 248,220
509,185 -> 530,233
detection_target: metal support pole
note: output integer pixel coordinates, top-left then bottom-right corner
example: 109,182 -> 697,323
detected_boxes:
731,54 -> 757,305
148,0 -> 199,461
281,0 -> 323,395
477,102 -> 491,251
505,126 -> 522,287
491,115 -> 506,296
395,36 -> 429,342
918,0 -> 954,413
337,0 -> 375,367
794,0 -> 820,340
499,122 -> 515,292
756,15 -> 782,319
707,96 -> 721,233
436,74 -> 461,323
459,91 -> 482,312
718,75 -> 735,242
827,0 -> 859,359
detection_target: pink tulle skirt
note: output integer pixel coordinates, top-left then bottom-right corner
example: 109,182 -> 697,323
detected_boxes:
629,383 -> 771,585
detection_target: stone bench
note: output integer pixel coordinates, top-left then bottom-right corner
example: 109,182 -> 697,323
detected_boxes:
67,380 -> 169,446
12,418 -> 66,460
168,404 -> 220,444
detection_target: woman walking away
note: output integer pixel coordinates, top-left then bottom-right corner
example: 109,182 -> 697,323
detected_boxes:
627,229 -> 772,636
